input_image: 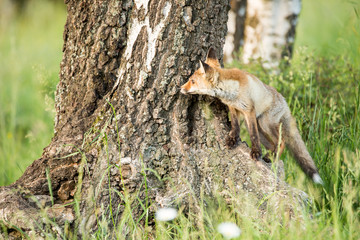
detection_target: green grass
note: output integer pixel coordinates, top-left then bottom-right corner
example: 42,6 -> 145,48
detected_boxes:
0,0 -> 360,239
0,0 -> 65,185
295,0 -> 360,66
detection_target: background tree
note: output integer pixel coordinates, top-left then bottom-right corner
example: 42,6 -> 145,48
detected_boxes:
0,0 -> 307,237
224,0 -> 301,67
224,0 -> 247,63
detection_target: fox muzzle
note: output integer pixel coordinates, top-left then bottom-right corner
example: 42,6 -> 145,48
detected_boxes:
180,87 -> 188,94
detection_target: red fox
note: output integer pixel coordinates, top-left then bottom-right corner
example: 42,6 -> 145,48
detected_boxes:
180,48 -> 323,184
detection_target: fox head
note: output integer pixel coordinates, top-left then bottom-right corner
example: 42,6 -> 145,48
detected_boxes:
180,48 -> 220,95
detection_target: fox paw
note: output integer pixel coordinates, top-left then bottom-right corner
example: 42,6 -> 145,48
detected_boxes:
262,155 -> 271,163
225,135 -> 240,148
250,148 -> 262,161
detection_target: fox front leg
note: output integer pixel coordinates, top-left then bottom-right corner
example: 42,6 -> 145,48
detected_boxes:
243,110 -> 262,161
226,107 -> 241,148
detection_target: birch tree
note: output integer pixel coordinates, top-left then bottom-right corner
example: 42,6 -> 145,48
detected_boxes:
224,0 -> 301,67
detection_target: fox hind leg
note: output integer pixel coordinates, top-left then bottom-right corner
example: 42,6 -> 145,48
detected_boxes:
258,129 -> 274,163
257,116 -> 285,161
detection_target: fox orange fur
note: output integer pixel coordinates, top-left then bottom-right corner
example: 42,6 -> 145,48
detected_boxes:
180,48 -> 323,184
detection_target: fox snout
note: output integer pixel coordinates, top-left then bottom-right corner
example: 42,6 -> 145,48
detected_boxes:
180,86 -> 188,94
180,82 -> 191,94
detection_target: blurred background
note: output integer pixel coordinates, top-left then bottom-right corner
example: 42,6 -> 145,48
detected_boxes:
0,0 -> 359,186
0,0 -> 65,185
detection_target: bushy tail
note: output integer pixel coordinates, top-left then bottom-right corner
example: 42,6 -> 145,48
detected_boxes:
282,115 -> 323,185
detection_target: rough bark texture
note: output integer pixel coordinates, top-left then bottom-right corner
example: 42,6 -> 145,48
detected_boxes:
242,0 -> 301,68
223,0 -> 247,63
0,0 -> 308,238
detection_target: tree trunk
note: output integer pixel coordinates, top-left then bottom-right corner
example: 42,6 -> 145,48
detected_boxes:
0,0 -> 308,238
224,0 -> 301,68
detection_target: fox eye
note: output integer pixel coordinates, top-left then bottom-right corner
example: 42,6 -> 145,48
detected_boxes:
191,79 -> 195,84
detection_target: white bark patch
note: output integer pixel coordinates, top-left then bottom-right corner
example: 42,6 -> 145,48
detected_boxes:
125,85 -> 134,100
238,7 -> 246,17
183,7 -> 192,25
134,0 -> 149,13
113,68 -> 125,92
120,157 -> 132,164
124,18 -> 145,60
290,0 -> 301,15
223,10 -> 236,63
136,70 -> 148,89
162,1 -> 171,17
145,2 -> 172,71
227,10 -> 236,34
120,1 -> 172,88
183,14 -> 191,25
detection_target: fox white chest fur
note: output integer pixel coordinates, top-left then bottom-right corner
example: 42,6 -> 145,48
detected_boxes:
215,75 -> 273,117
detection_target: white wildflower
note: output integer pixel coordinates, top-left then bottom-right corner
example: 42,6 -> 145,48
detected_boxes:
217,222 -> 241,239
155,207 -> 178,221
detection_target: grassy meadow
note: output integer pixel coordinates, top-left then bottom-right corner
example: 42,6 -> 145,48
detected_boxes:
0,0 -> 65,185
0,0 -> 359,239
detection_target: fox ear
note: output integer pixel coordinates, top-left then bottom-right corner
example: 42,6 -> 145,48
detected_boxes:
206,48 -> 217,60
206,48 -> 220,67
199,60 -> 212,74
